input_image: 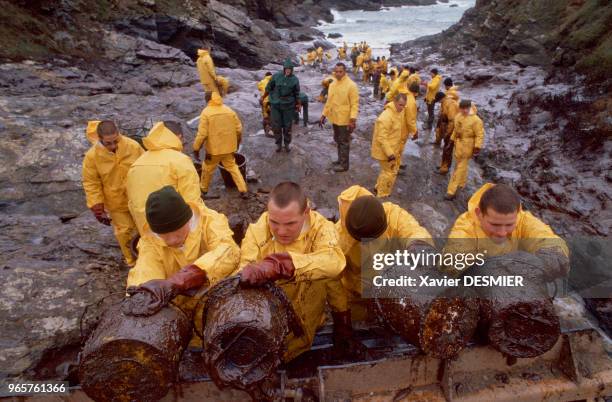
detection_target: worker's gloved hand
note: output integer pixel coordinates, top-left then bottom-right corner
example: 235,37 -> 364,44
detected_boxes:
122,279 -> 177,317
472,147 -> 481,156
90,203 -> 111,226
348,119 -> 357,134
331,310 -> 367,361
319,115 -> 327,128
387,154 -> 396,162
295,102 -> 302,112
167,264 -> 209,297
240,252 -> 295,286
536,247 -> 570,280
193,150 -> 200,161
412,130 -> 419,140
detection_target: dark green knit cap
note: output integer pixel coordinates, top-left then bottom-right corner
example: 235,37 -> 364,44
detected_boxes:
345,196 -> 388,241
146,186 -> 193,234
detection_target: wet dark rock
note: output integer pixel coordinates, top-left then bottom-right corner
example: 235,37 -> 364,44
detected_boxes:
328,33 -> 343,39
313,39 -> 336,51
0,213 -> 127,379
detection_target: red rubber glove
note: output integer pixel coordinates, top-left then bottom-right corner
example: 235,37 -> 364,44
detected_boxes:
90,203 -> 111,226
240,253 -> 295,286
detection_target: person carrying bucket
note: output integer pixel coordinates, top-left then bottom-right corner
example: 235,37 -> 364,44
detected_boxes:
194,92 -> 250,200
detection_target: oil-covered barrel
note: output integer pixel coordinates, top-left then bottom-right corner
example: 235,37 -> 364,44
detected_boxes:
370,252 -> 479,359
78,302 -> 192,402
474,251 -> 560,358
201,282 -> 295,394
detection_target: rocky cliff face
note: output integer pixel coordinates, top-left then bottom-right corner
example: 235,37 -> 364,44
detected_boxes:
0,0 -> 294,68
394,0 -> 612,83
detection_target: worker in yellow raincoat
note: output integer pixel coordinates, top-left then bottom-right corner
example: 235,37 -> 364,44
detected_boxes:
257,72 -> 273,136
385,69 -> 409,103
424,68 -> 442,128
397,82 -> 420,171
234,182 -> 347,362
338,46 -> 347,60
196,47 -> 229,96
126,121 -> 203,234
444,77 -> 459,100
443,183 -> 569,278
379,72 -> 390,101
320,63 -> 360,172
371,93 -> 406,197
122,186 -> 239,323
434,91 -> 460,174
407,66 -> 421,88
316,46 -> 324,63
193,92 -> 248,199
335,185 -> 433,298
354,52 -> 364,77
445,99 -> 484,200
82,120 -> 144,266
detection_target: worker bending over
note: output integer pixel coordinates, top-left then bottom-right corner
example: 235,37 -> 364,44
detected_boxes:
235,182 -> 346,362
82,120 -> 144,266
193,92 -> 249,199
443,183 -> 569,278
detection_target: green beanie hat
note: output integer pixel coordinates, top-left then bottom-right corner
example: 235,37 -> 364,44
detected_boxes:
146,186 -> 193,234
345,196 -> 388,241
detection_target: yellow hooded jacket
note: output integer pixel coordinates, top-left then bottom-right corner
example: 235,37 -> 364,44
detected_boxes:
450,108 -> 484,160
322,75 -> 359,126
371,102 -> 403,160
196,49 -> 217,91
402,91 -> 418,140
443,183 -> 569,273
335,185 -> 433,295
379,74 -> 390,93
127,202 -> 239,287
193,93 -> 242,156
407,72 -> 421,88
386,70 -> 410,102
82,121 -> 144,212
236,210 -> 346,361
126,122 -> 203,234
425,74 -> 442,104
257,75 -> 272,95
440,96 -> 459,136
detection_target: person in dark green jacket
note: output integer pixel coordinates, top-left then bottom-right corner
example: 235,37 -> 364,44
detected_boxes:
261,59 -> 301,152
294,92 -> 309,127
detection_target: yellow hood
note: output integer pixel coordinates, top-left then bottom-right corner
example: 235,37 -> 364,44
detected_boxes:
197,49 -> 209,57
337,185 -> 374,224
208,92 -> 223,106
142,122 -> 183,152
86,120 -> 101,144
399,70 -> 410,81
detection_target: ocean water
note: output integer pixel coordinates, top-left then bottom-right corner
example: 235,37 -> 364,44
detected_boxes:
317,0 -> 475,58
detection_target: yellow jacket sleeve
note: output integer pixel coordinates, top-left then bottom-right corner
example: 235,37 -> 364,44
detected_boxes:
193,211 -> 241,284
395,208 -> 433,245
474,116 -> 485,149
349,82 -> 359,120
322,84 -> 332,118
404,97 -> 417,136
194,111 -> 208,152
287,222 -> 346,282
82,150 -> 104,208
446,102 -> 459,136
202,57 -> 216,80
450,114 -> 460,142
519,212 -> 569,257
441,212 -> 478,276
126,238 -> 167,286
234,110 -> 243,145
376,114 -> 395,158
174,156 -> 202,205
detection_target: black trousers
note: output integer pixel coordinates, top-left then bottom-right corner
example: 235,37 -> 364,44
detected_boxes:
333,124 -> 351,169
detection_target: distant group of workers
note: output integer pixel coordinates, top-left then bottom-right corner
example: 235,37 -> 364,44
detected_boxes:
80,41 -> 569,372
